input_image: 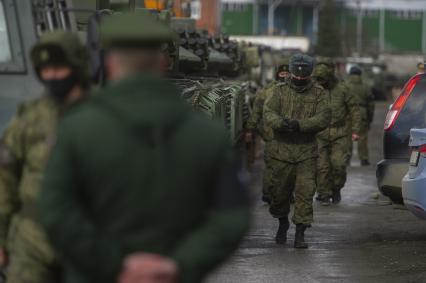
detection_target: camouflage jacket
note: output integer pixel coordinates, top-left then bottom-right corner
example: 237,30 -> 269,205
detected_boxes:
246,82 -> 276,141
346,75 -> 375,124
0,96 -> 59,247
318,81 -> 362,141
264,80 -> 331,162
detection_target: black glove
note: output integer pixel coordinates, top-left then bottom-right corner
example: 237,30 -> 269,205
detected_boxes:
289,120 -> 300,132
280,118 -> 292,132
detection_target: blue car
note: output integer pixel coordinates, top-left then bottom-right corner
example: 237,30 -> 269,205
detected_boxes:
402,128 -> 426,219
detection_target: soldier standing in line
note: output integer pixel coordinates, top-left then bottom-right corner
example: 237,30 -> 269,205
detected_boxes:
246,58 -> 290,204
264,54 -> 330,248
0,31 -> 89,283
346,66 -> 375,166
313,58 -> 362,206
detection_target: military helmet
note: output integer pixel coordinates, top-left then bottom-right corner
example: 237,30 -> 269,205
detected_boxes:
312,63 -> 334,81
31,31 -> 89,85
349,65 -> 362,75
100,12 -> 176,48
276,57 -> 290,72
289,53 -> 314,78
316,56 -> 335,69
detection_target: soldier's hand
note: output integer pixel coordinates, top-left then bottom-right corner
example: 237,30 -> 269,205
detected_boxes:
0,248 -> 7,267
352,133 -> 360,141
288,120 -> 300,132
119,253 -> 178,283
279,119 -> 292,132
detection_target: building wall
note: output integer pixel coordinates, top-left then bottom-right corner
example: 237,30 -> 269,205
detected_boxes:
221,3 -> 254,35
196,0 -> 220,34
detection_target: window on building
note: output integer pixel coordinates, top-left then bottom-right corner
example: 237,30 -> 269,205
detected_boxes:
190,0 -> 201,20
0,1 -> 12,63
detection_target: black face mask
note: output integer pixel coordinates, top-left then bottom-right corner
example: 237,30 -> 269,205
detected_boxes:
291,76 -> 309,87
42,73 -> 78,101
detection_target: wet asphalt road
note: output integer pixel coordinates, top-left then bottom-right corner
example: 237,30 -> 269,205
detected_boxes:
208,102 -> 426,283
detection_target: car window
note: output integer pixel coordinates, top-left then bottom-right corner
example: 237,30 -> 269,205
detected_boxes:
0,1 -> 12,62
397,78 -> 426,132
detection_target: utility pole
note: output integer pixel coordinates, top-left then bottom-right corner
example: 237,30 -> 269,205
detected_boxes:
267,0 -> 283,35
379,0 -> 385,52
356,0 -> 363,56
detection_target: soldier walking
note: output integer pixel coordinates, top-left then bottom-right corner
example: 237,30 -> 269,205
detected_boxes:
313,58 -> 362,205
0,31 -> 89,283
246,58 -> 289,204
264,54 -> 330,248
346,66 -> 375,166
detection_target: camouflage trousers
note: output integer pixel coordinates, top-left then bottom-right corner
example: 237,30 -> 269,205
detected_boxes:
357,121 -> 369,162
262,147 -> 273,199
269,158 -> 316,224
317,136 -> 351,197
6,216 -> 61,283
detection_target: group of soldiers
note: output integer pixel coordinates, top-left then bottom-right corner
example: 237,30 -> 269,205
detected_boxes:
246,53 -> 374,248
0,13 -> 251,283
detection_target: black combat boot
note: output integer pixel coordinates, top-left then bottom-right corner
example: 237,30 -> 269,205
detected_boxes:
294,224 -> 308,249
317,195 -> 331,206
332,189 -> 341,204
262,195 -> 271,204
361,160 -> 370,166
275,217 -> 290,244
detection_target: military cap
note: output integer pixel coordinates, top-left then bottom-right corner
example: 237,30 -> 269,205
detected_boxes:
349,65 -> 362,75
30,31 -> 90,84
276,57 -> 289,69
100,12 -> 176,48
289,53 -> 314,78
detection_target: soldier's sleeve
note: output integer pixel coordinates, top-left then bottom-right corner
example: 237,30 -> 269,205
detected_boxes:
246,89 -> 267,130
0,107 -> 26,247
39,122 -> 124,282
171,131 -> 251,283
263,87 -> 284,130
345,88 -> 362,135
298,89 -> 331,133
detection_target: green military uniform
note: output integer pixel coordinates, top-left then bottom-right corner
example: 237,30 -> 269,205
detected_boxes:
313,61 -> 362,203
246,58 -> 289,203
39,13 -> 251,283
264,54 -> 330,249
346,68 -> 374,164
0,98 -> 61,283
0,31 -> 89,283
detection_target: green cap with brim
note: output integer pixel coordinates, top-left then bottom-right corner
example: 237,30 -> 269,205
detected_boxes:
101,12 -> 177,49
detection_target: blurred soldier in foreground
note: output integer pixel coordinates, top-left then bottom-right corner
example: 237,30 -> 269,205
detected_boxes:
0,31 -> 89,283
246,58 -> 289,204
264,54 -> 330,248
313,58 -> 361,205
346,66 -> 374,166
39,13 -> 250,283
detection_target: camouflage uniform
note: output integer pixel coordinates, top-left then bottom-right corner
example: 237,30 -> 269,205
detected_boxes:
264,79 -> 330,224
346,73 -> 374,163
0,31 -> 88,283
246,58 -> 289,202
246,83 -> 276,200
313,63 -> 362,202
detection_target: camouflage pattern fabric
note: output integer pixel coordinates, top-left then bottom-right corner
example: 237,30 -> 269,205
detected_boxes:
0,97 -> 61,283
346,74 -> 375,161
314,65 -> 362,197
246,82 -> 276,142
264,80 -> 330,224
268,158 -> 317,224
